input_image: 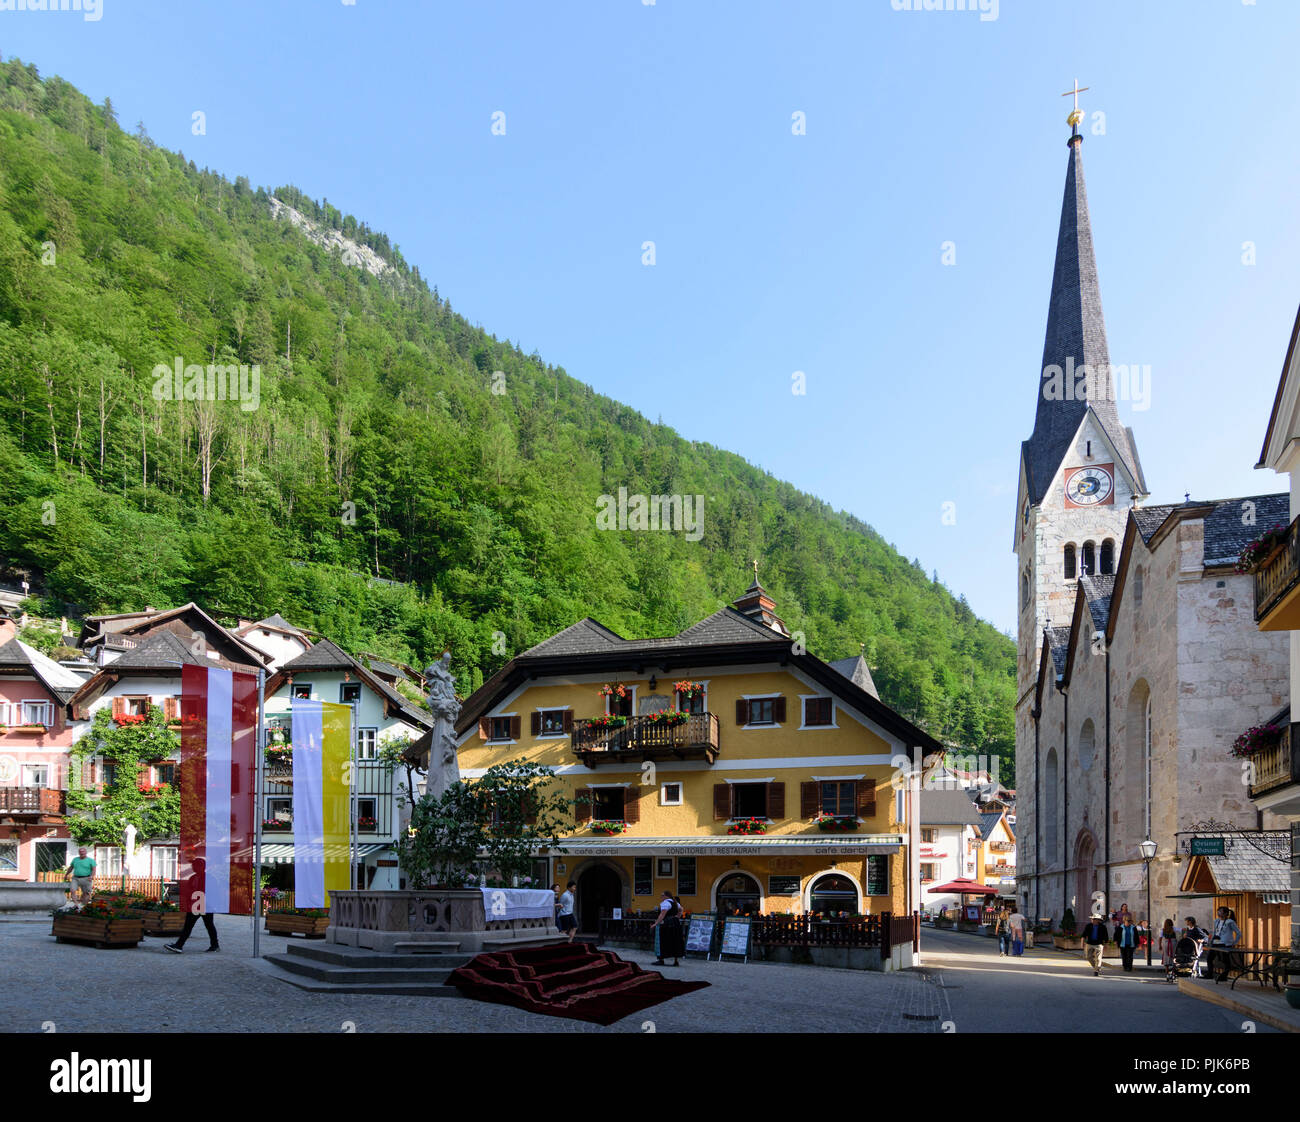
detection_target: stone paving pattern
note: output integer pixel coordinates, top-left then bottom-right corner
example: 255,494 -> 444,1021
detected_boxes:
2,918 -> 947,1033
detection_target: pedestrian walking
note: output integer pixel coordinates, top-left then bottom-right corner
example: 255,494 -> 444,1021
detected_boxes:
64,846 -> 95,906
556,880 -> 577,943
165,858 -> 219,954
1007,907 -> 1026,956
1114,913 -> 1140,972
550,882 -> 561,931
1208,906 -> 1242,983
1159,918 -> 1177,970
994,906 -> 1011,956
1082,913 -> 1109,976
652,890 -> 684,967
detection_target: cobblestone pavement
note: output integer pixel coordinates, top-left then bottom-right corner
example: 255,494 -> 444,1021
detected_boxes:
920,926 -> 1281,1034
2,918 -> 948,1033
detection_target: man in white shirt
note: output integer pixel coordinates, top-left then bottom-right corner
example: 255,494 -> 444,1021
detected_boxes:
1209,907 -> 1241,983
557,881 -> 577,943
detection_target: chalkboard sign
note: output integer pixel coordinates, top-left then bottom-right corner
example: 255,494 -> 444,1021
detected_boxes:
866,854 -> 889,896
768,875 -> 802,895
685,916 -> 713,955
721,918 -> 751,959
1190,837 -> 1224,857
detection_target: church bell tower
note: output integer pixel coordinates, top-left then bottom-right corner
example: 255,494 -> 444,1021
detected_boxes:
1014,84 -> 1148,708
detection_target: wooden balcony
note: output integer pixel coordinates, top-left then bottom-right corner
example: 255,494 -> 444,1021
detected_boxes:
571,712 -> 720,767
1248,722 -> 1300,802
1255,517 -> 1300,630
0,787 -> 65,815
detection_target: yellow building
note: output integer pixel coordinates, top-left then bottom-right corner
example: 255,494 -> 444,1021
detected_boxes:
455,578 -> 942,933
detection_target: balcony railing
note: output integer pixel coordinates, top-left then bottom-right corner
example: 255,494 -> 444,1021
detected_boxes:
1249,722 -> 1300,799
571,712 -> 720,765
0,787 -> 65,814
1255,517 -> 1300,623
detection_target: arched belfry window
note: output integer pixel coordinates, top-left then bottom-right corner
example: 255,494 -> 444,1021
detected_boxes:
1082,541 -> 1096,577
1100,539 -> 1115,575
1064,544 -> 1077,581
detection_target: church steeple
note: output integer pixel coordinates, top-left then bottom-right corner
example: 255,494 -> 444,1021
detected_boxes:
1020,102 -> 1142,506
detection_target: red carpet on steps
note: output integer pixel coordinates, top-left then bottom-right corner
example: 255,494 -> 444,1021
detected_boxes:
446,941 -> 711,1025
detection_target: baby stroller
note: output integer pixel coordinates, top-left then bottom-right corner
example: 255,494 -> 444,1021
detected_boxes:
1165,935 -> 1202,982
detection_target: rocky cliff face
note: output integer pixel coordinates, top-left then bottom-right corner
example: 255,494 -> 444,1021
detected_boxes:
268,196 -> 393,278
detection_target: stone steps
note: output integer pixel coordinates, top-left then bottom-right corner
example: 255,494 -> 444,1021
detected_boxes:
261,942 -> 472,997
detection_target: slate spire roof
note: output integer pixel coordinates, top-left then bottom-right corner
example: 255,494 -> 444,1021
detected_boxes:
1022,131 -> 1143,505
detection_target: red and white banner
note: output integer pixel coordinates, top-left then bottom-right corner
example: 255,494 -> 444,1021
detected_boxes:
180,664 -> 258,915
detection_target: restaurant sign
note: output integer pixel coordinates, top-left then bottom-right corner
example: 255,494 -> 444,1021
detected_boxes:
1189,837 -> 1225,857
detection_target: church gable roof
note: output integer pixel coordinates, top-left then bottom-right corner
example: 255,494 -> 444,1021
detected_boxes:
829,654 -> 880,699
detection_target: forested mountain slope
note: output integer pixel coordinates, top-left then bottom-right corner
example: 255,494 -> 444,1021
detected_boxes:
0,57 -> 1014,758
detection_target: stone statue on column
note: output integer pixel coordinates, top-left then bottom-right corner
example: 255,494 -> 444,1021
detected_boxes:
424,652 -> 461,802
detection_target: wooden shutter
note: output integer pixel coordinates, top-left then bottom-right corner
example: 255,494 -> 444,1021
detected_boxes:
524,791 -> 538,825
509,715 -> 521,740
735,699 -> 750,725
713,783 -> 732,820
111,696 -> 126,719
530,712 -> 541,736
562,710 -> 573,734
622,787 -> 639,824
575,787 -> 592,823
857,779 -> 876,818
773,696 -> 786,723
767,782 -> 785,819
800,781 -> 819,818
478,717 -> 491,742
163,697 -> 179,720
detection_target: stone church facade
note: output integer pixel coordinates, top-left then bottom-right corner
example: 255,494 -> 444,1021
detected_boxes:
1013,116 -> 1290,926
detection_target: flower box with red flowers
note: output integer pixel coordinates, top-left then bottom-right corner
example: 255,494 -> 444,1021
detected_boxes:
644,709 -> 688,727
357,816 -> 377,831
588,819 -> 627,835
585,715 -> 628,731
812,811 -> 859,832
727,817 -> 768,835
136,782 -> 170,798
673,680 -> 704,700
51,899 -> 145,947
1237,523 -> 1290,574
114,713 -> 147,727
1231,723 -> 1284,759
262,819 -> 292,831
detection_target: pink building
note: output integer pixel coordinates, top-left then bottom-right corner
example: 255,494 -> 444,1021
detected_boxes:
0,635 -> 85,881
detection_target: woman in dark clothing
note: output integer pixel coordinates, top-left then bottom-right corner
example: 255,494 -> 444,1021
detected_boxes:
652,890 -> 684,967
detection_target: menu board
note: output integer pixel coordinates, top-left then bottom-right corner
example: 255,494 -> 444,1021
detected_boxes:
866,854 -> 889,897
685,916 -> 713,954
721,918 -> 751,958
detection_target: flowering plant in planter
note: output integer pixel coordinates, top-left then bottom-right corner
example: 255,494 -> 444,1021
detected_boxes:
1237,523 -> 1290,573
136,782 -> 169,797
588,819 -> 627,835
1231,723 -> 1284,759
727,817 -> 768,835
262,818 -> 291,830
586,714 -> 628,730
277,907 -> 329,917
598,683 -> 630,700
812,811 -> 859,832
674,680 -> 704,699
644,709 -> 688,727
266,745 -> 293,762
114,713 -> 147,727
357,815 -> 376,830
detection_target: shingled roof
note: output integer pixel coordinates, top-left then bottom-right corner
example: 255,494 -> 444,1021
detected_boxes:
1184,834 -> 1290,895
0,638 -> 85,704
1078,574 -> 1115,633
828,654 -> 880,699
520,607 -> 787,659
1046,626 -> 1072,678
1202,494 -> 1290,568
919,788 -> 983,826
1022,132 -> 1143,506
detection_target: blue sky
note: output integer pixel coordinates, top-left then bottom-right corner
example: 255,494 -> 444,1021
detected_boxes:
4,0 -> 1298,636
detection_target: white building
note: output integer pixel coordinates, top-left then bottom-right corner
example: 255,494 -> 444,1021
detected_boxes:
919,789 -> 984,915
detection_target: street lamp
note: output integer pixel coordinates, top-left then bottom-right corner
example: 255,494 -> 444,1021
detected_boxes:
1139,838 -> 1158,966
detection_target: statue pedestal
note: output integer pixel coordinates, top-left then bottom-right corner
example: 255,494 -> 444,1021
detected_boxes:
326,889 -> 562,954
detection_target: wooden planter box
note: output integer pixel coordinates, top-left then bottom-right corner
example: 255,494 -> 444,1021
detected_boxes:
52,914 -> 144,948
1056,935 -> 1083,951
143,911 -> 185,936
265,912 -> 330,938
1034,933 -> 1054,947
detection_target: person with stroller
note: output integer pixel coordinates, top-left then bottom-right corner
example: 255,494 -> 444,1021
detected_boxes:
1182,916 -> 1208,977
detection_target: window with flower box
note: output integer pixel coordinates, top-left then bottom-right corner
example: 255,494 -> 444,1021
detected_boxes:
152,763 -> 176,787
19,699 -> 54,726
713,781 -> 783,820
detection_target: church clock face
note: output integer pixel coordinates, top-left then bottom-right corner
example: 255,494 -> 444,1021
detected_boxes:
1064,463 -> 1114,508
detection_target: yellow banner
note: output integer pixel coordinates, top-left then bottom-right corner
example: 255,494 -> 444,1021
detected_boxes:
321,700 -> 352,905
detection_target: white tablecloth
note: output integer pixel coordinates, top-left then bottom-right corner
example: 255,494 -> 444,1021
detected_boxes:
481,887 -> 556,922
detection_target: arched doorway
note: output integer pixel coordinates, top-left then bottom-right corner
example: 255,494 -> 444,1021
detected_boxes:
576,863 -> 624,934
714,871 -> 762,916
1074,830 -> 1098,917
808,873 -> 860,917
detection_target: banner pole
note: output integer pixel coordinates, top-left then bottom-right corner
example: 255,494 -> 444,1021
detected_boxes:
350,706 -> 357,892
253,666 -> 265,959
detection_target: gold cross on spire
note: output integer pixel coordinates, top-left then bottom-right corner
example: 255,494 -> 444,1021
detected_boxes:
751,558 -> 759,581
1061,78 -> 1088,129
